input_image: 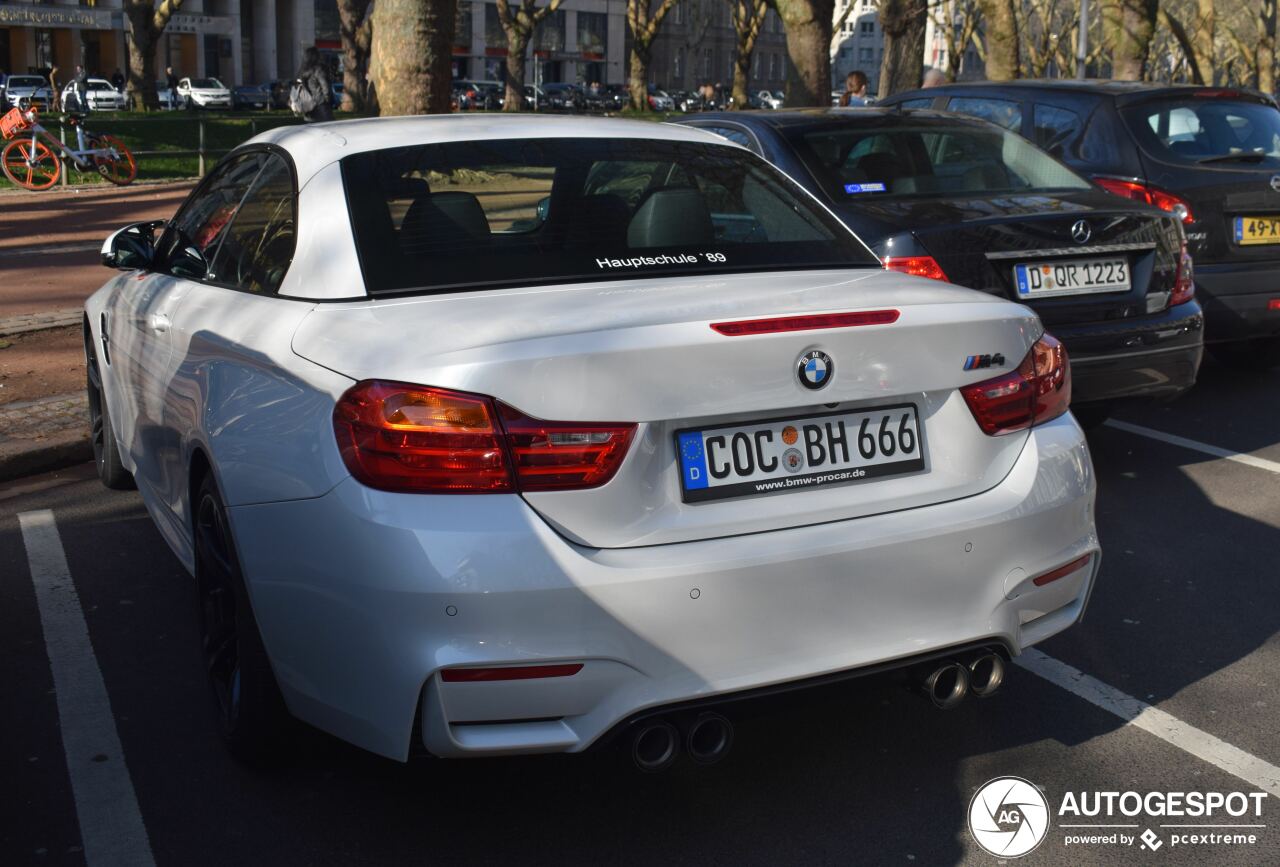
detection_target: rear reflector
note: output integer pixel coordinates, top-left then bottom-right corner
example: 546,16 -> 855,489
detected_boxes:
440,664 -> 584,682
961,333 -> 1071,435
1033,553 -> 1093,587
883,255 -> 949,282
333,381 -> 635,494
710,310 -> 899,336
1269,299 -> 1280,311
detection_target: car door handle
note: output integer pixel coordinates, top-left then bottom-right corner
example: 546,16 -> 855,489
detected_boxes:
148,312 -> 171,333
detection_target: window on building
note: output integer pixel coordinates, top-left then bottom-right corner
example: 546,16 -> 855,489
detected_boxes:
860,21 -> 874,34
703,48 -> 713,79
858,47 -> 874,63
770,54 -> 779,80
674,49 -> 683,81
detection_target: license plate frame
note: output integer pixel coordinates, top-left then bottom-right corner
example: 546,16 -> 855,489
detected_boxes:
1234,215 -> 1280,246
1013,257 -> 1131,299
675,403 -> 925,503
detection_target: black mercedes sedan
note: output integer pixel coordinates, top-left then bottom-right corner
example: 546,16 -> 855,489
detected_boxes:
880,81 -> 1280,370
676,109 -> 1203,424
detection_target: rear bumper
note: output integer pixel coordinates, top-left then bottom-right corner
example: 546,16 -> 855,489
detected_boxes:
228,414 -> 1097,761
1049,300 -> 1204,405
1193,261 -> 1280,342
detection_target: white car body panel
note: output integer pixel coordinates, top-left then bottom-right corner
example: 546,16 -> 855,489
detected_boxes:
84,115 -> 1099,762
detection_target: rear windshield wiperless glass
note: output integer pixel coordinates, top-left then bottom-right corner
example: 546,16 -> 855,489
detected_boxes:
340,137 -> 877,295
1121,97 -> 1280,166
787,123 -> 1091,199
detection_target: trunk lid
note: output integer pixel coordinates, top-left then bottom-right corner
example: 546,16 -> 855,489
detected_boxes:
840,191 -> 1180,331
293,269 -> 1040,548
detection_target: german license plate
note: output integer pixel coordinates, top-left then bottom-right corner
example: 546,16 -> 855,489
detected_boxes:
1013,257 -> 1130,298
1234,215 -> 1280,245
676,404 -> 924,503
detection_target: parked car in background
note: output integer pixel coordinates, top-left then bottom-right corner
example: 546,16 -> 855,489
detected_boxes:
60,78 -> 127,111
542,82 -> 586,111
646,85 -> 674,111
232,83 -> 271,110
86,116 -> 1095,767
881,81 -> 1280,369
154,82 -> 176,110
757,90 -> 784,110
177,77 -> 232,109
4,74 -> 53,109
453,79 -> 501,111
677,109 -> 1203,424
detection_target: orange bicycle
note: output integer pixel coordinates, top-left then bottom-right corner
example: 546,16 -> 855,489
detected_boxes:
1,102 -> 136,191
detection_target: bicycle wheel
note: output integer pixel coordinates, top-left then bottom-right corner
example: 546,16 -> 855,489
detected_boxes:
1,137 -> 60,190
90,134 -> 137,186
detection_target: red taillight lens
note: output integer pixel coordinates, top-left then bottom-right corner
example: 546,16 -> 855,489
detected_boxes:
498,404 -> 636,491
710,309 -> 900,336
1171,243 -> 1195,306
961,334 -> 1071,435
333,381 -> 635,494
1093,176 -> 1195,224
884,255 -> 949,282
1033,553 -> 1093,587
440,663 -> 583,682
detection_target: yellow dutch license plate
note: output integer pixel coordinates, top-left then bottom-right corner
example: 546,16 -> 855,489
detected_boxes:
1234,215 -> 1280,246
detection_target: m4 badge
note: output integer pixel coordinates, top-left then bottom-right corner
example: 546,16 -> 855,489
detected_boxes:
964,353 -> 1006,371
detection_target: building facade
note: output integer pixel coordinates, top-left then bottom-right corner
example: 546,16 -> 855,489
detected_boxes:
830,0 -> 983,95
643,0 -> 791,96
0,0 -> 320,87
452,0 -> 627,86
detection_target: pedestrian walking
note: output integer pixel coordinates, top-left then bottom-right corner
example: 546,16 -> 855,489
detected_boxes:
48,65 -> 60,111
165,66 -> 179,109
111,68 -> 125,93
293,47 -> 333,122
70,65 -> 89,112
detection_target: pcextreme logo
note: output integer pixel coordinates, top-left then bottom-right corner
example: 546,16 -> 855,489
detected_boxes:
968,779 -> 1270,858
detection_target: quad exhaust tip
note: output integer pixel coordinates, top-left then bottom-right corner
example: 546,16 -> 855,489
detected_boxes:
923,661 -> 971,709
631,720 -> 680,772
684,713 -> 734,766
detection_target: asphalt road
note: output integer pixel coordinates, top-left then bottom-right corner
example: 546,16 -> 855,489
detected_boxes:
2,355 -> 1278,867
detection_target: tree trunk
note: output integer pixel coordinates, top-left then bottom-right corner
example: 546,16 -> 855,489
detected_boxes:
732,50 -> 752,110
338,0 -> 372,113
504,36 -> 530,111
1103,0 -> 1157,81
629,45 -> 652,111
1192,0 -> 1215,85
878,0 -> 926,97
977,0 -> 1018,81
1261,1 -> 1278,94
773,0 -> 834,108
370,0 -> 457,116
124,7 -> 159,110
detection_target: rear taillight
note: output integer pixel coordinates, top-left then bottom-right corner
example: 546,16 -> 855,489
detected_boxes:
1093,177 -> 1195,224
961,334 -> 1071,435
883,255 -> 949,282
333,381 -> 635,494
1171,241 -> 1195,306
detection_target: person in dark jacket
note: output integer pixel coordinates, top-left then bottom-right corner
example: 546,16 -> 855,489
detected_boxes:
165,67 -> 179,109
297,47 -> 333,122
111,68 -> 125,93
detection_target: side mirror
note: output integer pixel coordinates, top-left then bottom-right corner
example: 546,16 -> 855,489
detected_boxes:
101,220 -> 164,271
536,196 -> 551,222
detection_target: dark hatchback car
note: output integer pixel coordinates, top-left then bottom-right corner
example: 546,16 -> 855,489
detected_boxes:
881,81 -> 1280,369
677,109 -> 1203,421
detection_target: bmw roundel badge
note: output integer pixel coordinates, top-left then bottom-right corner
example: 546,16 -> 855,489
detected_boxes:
798,350 -> 834,390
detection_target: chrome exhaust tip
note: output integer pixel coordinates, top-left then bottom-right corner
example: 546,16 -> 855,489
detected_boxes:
684,713 -> 734,766
631,720 -> 679,772
968,653 -> 1006,698
923,662 -> 970,709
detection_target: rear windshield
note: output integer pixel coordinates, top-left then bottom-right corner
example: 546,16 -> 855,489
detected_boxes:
1122,97 -> 1280,166
787,122 -> 1090,199
341,137 -> 876,295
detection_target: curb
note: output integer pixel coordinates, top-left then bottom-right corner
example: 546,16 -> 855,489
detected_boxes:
0,429 -> 92,484
0,309 -> 83,337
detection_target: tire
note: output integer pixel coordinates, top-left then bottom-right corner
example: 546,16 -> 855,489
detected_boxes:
85,333 -> 134,490
1,137 -> 60,190
194,473 -> 292,764
88,133 -> 136,186
1208,337 -> 1280,371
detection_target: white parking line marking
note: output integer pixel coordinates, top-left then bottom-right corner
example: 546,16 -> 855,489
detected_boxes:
1105,419 -> 1280,475
1017,649 -> 1280,797
18,510 -> 156,867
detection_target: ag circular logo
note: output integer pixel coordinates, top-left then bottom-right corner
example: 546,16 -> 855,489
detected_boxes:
968,777 -> 1050,859
797,350 -> 833,390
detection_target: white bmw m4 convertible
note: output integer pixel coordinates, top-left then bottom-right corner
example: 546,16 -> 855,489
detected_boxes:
85,116 -> 1098,768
